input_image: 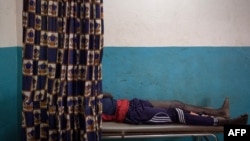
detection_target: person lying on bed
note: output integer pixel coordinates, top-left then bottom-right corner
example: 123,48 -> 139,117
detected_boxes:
101,92 -> 248,126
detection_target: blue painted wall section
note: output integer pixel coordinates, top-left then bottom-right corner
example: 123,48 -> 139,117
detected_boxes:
102,47 -> 250,119
0,47 -> 22,141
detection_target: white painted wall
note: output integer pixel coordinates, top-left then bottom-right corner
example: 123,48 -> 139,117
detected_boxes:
0,0 -> 18,47
1,0 -> 250,47
16,0 -> 22,46
104,0 -> 250,46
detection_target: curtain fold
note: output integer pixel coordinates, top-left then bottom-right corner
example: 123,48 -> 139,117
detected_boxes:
21,0 -> 104,140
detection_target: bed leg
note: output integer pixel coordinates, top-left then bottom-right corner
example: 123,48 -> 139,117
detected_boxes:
194,136 -> 202,141
194,135 -> 218,141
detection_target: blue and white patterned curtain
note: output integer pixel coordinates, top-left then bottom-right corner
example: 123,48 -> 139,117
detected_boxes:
22,0 -> 104,140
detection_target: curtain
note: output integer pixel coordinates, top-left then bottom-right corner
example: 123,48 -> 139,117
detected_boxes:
21,0 -> 104,140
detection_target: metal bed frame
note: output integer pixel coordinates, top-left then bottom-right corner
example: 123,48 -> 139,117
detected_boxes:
102,122 -> 224,141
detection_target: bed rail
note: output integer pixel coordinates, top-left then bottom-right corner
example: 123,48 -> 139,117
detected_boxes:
101,122 -> 224,141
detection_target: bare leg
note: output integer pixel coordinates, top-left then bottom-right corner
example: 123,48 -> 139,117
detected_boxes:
149,97 -> 230,119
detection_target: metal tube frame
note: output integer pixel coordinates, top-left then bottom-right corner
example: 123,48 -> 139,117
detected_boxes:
102,133 -> 218,141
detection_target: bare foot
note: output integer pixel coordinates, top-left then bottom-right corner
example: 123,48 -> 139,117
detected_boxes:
219,97 -> 230,119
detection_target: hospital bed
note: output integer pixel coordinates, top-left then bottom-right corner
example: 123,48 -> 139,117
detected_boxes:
101,122 -> 224,141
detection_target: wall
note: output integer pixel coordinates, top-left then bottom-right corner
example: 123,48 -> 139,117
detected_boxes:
0,0 -> 249,141
0,0 -> 18,47
0,0 -> 22,140
102,47 -> 250,115
0,47 -> 22,141
104,0 -> 250,46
